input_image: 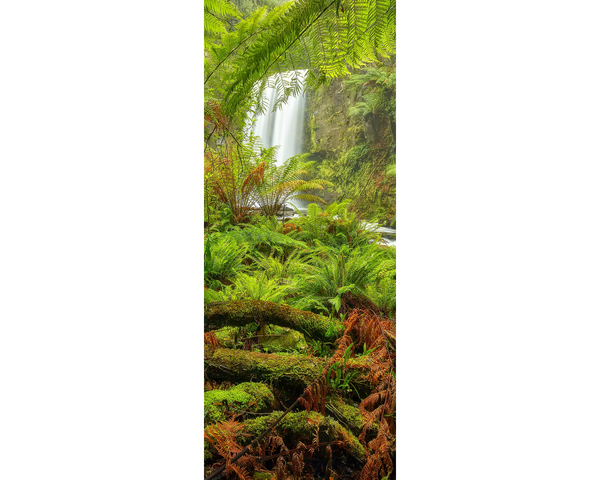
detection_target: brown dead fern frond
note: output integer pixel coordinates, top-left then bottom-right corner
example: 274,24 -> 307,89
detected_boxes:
205,419 -> 256,480
291,451 -> 304,480
275,457 -> 286,480
205,331 -> 220,347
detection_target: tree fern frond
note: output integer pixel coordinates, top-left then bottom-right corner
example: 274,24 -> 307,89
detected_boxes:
293,193 -> 327,203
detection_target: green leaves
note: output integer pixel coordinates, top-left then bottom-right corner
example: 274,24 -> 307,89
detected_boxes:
253,153 -> 333,216
205,0 -> 396,116
204,233 -> 249,286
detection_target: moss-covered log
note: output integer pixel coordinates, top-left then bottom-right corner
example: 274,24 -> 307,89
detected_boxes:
205,411 -> 365,462
204,300 -> 344,342
204,347 -> 373,391
326,396 -> 378,437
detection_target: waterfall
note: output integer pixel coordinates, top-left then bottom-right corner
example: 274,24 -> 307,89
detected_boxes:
248,71 -> 309,213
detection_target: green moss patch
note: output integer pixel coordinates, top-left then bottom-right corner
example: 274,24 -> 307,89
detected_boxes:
204,382 -> 275,425
326,396 -> 379,436
260,326 -> 308,353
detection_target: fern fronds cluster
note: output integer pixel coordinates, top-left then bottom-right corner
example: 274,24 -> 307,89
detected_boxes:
204,232 -> 249,286
290,243 -> 391,315
254,153 -> 333,215
248,249 -> 308,282
225,223 -> 308,254
290,200 -> 380,248
333,309 -> 396,479
299,380 -> 328,415
205,0 -> 396,116
205,418 -> 256,480
204,274 -> 291,304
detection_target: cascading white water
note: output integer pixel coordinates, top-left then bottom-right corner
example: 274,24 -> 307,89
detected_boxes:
248,70 -> 309,213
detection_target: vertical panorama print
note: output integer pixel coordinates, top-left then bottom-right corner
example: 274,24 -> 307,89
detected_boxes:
204,0 -> 396,478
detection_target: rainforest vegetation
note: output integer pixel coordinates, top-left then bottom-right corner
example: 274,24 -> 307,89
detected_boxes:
204,0 -> 396,478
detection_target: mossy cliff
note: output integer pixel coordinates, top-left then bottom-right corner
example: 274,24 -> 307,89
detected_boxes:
303,64 -> 396,224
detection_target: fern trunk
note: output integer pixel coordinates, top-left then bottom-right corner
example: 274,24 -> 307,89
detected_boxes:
204,300 -> 345,342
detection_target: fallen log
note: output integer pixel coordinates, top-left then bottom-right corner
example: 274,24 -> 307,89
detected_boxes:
204,347 -> 373,392
204,300 -> 345,342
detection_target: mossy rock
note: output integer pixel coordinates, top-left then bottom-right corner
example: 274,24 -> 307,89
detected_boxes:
204,382 -> 275,425
260,326 -> 308,353
242,411 -> 365,460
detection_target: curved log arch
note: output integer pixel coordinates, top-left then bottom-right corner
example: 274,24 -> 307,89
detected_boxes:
204,300 -> 345,342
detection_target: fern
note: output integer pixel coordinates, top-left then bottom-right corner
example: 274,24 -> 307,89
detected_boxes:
291,243 -> 389,314
365,276 -> 396,317
226,224 -> 308,255
230,272 -> 291,303
254,152 -> 333,216
248,249 -> 307,282
204,232 -> 249,286
291,200 -> 380,248
206,0 -> 396,116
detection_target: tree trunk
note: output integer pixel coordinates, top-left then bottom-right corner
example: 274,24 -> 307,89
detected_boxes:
204,300 -> 345,342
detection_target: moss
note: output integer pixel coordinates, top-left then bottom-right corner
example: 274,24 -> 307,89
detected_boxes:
204,439 -> 213,462
309,113 -> 321,153
326,396 -> 379,437
253,473 -> 273,480
260,326 -> 308,353
205,300 -> 344,342
241,411 -> 365,460
204,382 -> 275,424
213,326 -> 237,347
205,348 -> 373,395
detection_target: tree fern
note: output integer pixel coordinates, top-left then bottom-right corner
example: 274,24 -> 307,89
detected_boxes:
205,0 -> 396,116
253,152 -> 333,216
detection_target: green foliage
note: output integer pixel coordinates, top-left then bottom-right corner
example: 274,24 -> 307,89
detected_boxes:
230,0 -> 289,18
385,163 -> 395,177
204,0 -> 241,38
248,249 -> 307,282
205,0 -> 396,116
226,223 -> 308,255
327,361 -> 359,392
205,272 -> 290,304
290,243 -> 389,314
204,233 -> 249,286
356,343 -> 377,357
205,203 -> 238,233
290,200 -> 379,248
306,338 -> 334,357
253,151 -> 333,216
365,275 -> 396,317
